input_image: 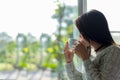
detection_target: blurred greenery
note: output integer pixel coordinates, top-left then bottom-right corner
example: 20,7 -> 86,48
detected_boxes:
0,0 -> 78,79
0,63 -> 13,71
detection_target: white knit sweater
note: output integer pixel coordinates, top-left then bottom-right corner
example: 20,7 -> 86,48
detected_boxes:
65,45 -> 120,80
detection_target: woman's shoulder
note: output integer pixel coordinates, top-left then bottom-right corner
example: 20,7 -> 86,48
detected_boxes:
96,45 -> 120,58
94,45 -> 120,64
108,45 -> 120,51
100,44 -> 120,53
101,45 -> 120,60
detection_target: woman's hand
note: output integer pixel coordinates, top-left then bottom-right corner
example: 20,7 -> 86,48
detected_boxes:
73,41 -> 90,61
63,42 -> 74,63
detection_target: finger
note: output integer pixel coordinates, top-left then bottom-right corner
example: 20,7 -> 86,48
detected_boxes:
72,46 -> 75,51
73,40 -> 79,45
78,40 -> 81,44
73,41 -> 81,48
64,42 -> 69,51
72,50 -> 75,53
78,41 -> 85,47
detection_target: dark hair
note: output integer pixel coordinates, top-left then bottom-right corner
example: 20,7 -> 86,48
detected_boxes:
75,9 -> 115,45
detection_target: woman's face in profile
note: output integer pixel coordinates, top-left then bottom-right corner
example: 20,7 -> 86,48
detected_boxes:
78,34 -> 90,47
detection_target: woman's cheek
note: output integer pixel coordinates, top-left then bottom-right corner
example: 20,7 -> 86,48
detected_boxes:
82,39 -> 89,47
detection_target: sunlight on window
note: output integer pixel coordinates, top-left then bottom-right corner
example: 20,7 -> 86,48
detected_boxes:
87,0 -> 120,31
0,0 -> 57,39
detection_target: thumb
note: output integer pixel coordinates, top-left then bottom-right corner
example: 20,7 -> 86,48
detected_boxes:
64,41 -> 69,51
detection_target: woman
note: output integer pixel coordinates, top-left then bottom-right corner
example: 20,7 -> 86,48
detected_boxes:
63,10 -> 120,80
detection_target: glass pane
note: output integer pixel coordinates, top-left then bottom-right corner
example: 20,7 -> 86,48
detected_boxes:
111,31 -> 120,44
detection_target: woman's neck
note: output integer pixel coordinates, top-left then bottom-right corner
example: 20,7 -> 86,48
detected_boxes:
91,41 -> 102,52
91,42 -> 113,52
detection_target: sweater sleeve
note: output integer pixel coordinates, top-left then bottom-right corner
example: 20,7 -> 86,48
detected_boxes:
83,46 -> 120,80
65,61 -> 83,80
